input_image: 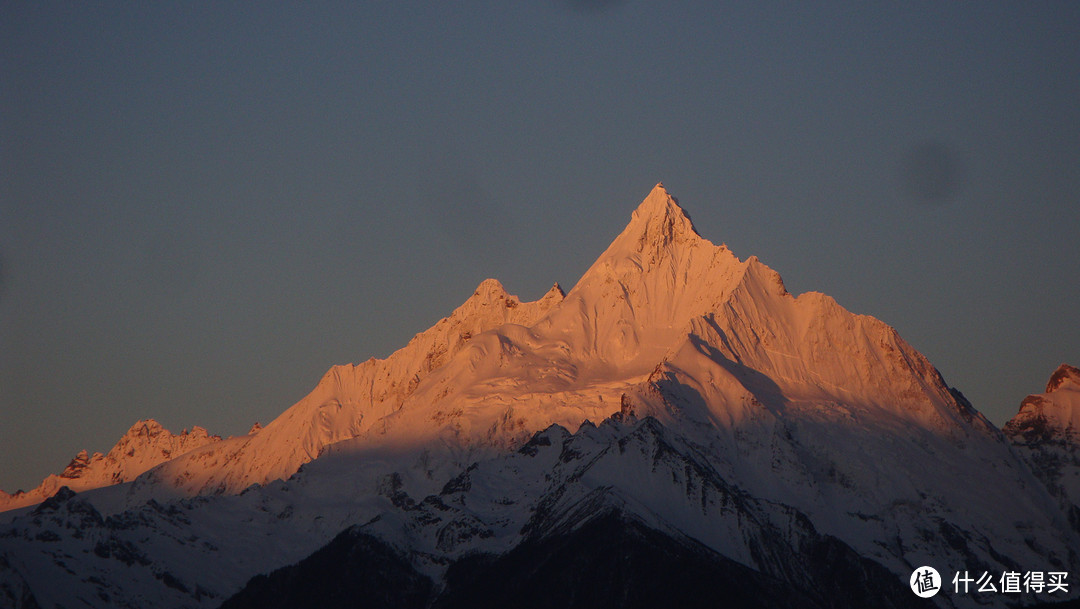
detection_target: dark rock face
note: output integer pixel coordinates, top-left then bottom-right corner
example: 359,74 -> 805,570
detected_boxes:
1047,365 -> 1080,394
436,513 -> 806,609
0,554 -> 41,609
218,529 -> 433,609
220,511 -> 917,609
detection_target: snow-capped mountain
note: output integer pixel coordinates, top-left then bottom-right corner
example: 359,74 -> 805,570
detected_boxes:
0,421 -> 220,514
1007,365 -> 1080,443
125,277 -> 567,500
1006,364 -> 1080,530
1,184 -> 1076,608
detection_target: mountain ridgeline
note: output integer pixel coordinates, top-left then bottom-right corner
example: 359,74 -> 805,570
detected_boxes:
1,184 -> 1076,609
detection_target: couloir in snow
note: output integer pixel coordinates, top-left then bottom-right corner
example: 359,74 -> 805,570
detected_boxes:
1,185 -> 1077,608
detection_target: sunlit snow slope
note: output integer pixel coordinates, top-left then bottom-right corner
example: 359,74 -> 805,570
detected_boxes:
0,421 -> 219,513
2,184 -> 1077,609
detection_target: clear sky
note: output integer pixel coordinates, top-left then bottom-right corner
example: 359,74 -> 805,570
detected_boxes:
2,2 -> 1078,493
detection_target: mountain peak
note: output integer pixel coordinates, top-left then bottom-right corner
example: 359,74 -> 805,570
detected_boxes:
633,182 -> 674,211
543,282 -> 565,300
1004,363 -> 1080,445
123,419 -> 164,438
629,183 -> 699,237
597,183 -> 703,266
472,278 -> 509,299
0,420 -> 221,512
1047,364 -> 1080,393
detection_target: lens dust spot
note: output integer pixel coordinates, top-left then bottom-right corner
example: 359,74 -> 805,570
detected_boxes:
900,141 -> 964,204
415,151 -> 518,266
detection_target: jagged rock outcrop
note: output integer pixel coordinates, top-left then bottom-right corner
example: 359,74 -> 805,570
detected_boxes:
0,420 -> 220,513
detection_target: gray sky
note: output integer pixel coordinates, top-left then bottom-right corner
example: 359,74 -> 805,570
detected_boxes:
2,2 -> 1078,492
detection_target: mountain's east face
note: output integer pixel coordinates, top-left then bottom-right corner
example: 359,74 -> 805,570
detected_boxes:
1,184 -> 1077,609
0,420 -> 219,513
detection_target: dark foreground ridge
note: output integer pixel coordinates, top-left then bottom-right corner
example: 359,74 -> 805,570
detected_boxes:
218,527 -> 432,609
220,511 -> 917,609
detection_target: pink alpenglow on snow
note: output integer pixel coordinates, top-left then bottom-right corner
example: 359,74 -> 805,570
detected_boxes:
0,420 -> 221,512
1,185 -> 1077,609
12,184 -> 1002,508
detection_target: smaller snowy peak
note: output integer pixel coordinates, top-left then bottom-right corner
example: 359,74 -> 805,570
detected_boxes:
454,278 -> 565,329
1006,364 -> 1080,521
1005,364 -> 1080,444
459,279 -> 563,324
0,420 -> 221,513
471,278 -> 510,301
112,419 -> 215,451
1047,364 -> 1080,393
143,277 -> 570,497
129,419 -> 164,435
542,282 -> 566,301
59,450 -> 102,479
421,279 -> 545,338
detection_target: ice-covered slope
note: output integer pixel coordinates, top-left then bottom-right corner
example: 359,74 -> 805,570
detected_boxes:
127,184 -> 1078,588
1005,364 -> 1080,528
3,184 -> 1076,609
535,183 -> 746,371
314,185 -> 757,464
0,420 -> 219,513
5,409 -> 1071,609
320,182 -> 1001,487
0,417 -> 907,609
114,184 -> 1069,520
133,279 -> 566,498
132,184 -> 744,499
